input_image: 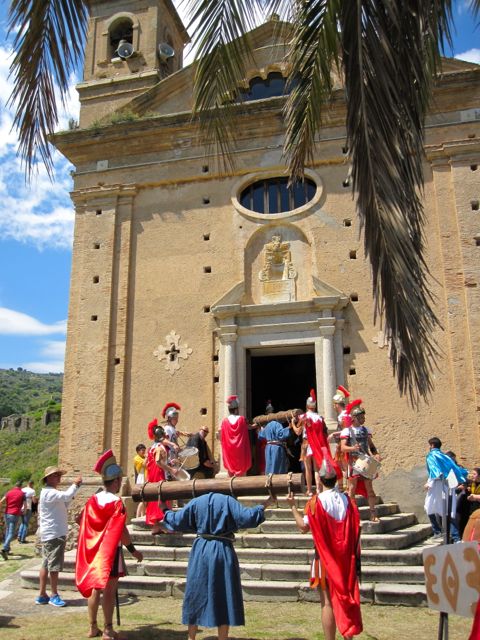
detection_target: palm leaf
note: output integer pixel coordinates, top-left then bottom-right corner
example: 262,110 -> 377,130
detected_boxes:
186,0 -> 293,170
338,0 -> 456,401
7,0 -> 88,179
186,0 -> 257,169
283,0 -> 341,180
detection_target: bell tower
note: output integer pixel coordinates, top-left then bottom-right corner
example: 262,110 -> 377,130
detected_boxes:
78,0 -> 189,127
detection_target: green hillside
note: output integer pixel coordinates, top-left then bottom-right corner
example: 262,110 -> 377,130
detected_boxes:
0,421 -> 60,492
0,368 -> 62,419
0,369 -> 63,495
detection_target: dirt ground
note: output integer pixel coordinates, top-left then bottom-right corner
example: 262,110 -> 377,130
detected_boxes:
0,544 -> 473,640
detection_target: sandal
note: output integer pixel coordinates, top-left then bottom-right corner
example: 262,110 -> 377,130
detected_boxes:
102,625 -> 127,640
150,522 -> 166,536
88,623 -> 101,638
370,515 -> 380,523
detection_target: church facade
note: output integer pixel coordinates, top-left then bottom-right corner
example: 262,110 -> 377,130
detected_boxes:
55,0 -> 480,505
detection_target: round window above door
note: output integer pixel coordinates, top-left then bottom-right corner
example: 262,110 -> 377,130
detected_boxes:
232,170 -> 322,221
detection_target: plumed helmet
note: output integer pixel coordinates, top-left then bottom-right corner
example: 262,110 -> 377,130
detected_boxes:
306,388 -> 316,408
148,418 -> 166,442
148,418 -> 158,440
344,398 -> 363,427
332,385 -> 350,405
318,447 -> 337,479
226,395 -> 239,409
351,406 -> 366,418
93,449 -> 123,481
162,402 -> 181,420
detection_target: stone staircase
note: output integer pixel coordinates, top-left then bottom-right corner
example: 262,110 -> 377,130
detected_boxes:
21,494 -> 434,605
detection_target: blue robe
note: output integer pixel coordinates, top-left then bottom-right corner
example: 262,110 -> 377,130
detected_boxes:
426,448 -> 468,483
257,420 -> 291,474
162,492 -> 265,627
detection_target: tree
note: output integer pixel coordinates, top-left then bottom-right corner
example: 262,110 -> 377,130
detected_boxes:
7,0 -> 480,402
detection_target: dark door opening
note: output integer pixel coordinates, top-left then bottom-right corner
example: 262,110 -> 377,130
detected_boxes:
248,351 -> 316,419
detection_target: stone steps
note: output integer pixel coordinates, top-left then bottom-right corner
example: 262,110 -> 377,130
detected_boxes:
70,543 -> 423,566
19,567 -> 426,606
20,493 -> 433,606
131,502 -> 398,525
59,553 -> 425,584
129,522 -> 431,550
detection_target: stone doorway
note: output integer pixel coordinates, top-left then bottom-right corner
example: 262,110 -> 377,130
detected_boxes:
246,347 -> 316,419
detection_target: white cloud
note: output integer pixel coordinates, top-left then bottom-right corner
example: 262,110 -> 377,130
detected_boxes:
455,1 -> 473,16
39,340 -> 66,360
0,307 -> 67,335
23,340 -> 66,373
0,44 -> 79,250
455,48 -> 480,65
22,361 -> 64,374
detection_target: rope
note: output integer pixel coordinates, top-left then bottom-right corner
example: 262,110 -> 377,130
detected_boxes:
264,473 -> 277,504
157,480 -> 166,505
191,478 -> 198,499
287,471 -> 293,496
229,476 -> 236,498
140,481 -> 149,504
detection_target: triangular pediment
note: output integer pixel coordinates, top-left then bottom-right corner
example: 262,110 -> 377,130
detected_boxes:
211,277 -> 349,316
440,56 -> 479,72
116,20 -> 295,118
312,277 -> 349,302
104,25 -> 478,124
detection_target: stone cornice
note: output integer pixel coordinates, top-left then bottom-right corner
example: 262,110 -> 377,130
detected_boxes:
71,183 -> 138,205
426,137 -> 480,163
53,66 -> 479,169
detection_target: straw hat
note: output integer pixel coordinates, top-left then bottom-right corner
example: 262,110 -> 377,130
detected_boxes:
42,465 -> 66,482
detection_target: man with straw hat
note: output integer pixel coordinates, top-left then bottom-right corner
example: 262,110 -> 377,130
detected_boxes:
76,450 -> 143,639
36,465 -> 82,607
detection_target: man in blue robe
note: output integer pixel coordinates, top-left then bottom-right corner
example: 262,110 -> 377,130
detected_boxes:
424,436 -> 468,542
158,492 -> 274,640
257,419 -> 292,474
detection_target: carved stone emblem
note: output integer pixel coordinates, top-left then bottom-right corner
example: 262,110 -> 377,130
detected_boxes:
153,330 -> 193,375
258,235 -> 297,303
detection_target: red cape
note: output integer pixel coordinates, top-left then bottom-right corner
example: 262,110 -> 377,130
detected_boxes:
75,495 -> 126,598
306,494 -> 363,637
304,416 -> 342,480
220,415 -> 251,476
145,443 -> 168,524
469,597 -> 480,640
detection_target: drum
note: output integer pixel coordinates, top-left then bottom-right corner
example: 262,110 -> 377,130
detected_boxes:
178,446 -> 199,471
352,452 -> 381,480
173,467 -> 191,481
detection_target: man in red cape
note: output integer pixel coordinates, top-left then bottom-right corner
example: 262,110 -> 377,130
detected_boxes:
296,389 -> 342,493
76,450 -> 143,639
219,395 -> 251,477
341,401 -> 381,521
145,419 -> 179,529
288,448 -> 362,640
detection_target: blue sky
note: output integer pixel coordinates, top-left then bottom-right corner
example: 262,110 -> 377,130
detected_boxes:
0,1 -> 478,374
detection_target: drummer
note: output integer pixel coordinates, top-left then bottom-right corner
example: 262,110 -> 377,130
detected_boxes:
186,427 -> 216,479
340,402 -> 381,522
161,402 -> 193,478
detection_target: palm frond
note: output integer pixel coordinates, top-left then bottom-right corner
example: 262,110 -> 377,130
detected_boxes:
470,0 -> 480,18
8,0 -> 88,180
283,0 -> 341,180
186,0 -> 256,169
339,0 -> 455,402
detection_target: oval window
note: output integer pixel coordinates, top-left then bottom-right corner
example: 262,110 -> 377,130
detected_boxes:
239,177 -> 317,214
